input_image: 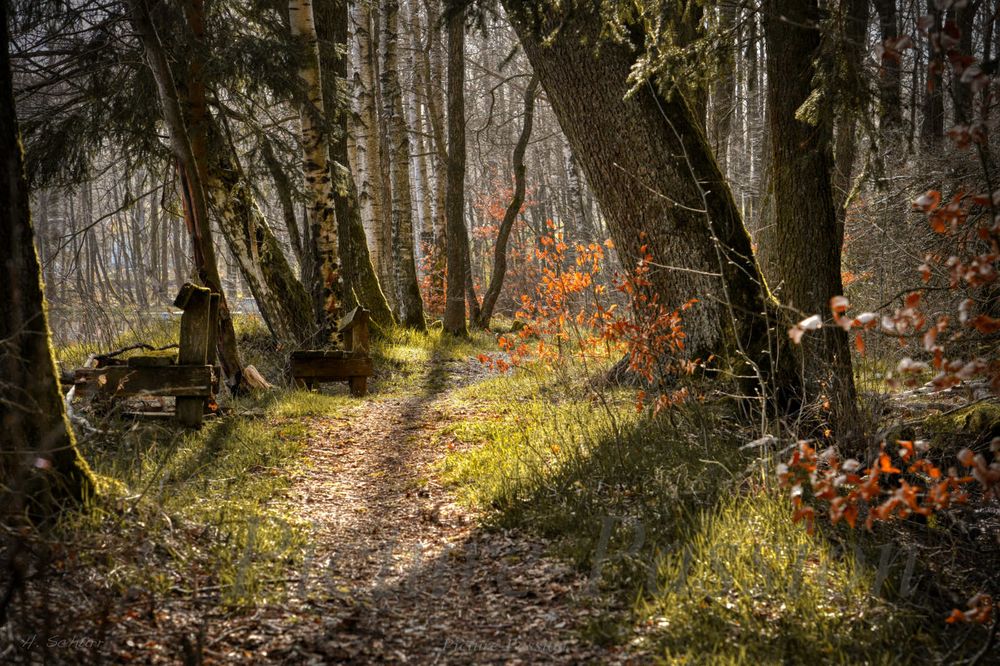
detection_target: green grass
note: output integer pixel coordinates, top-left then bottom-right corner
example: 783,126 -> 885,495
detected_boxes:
368,326 -> 495,396
438,354 -> 968,663
64,389 -> 337,607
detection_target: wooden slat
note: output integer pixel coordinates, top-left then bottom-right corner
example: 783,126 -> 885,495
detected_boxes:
290,357 -> 373,379
176,285 -> 212,427
74,366 -> 214,398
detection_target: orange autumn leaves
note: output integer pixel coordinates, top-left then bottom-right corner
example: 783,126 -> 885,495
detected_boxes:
778,436 -> 1000,624
478,225 -> 694,412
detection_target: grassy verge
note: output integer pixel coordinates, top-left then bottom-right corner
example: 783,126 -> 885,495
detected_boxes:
438,353 -> 980,663
64,389 -> 333,608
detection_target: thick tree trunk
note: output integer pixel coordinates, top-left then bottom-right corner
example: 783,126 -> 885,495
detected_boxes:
290,0 -> 344,343
504,3 -> 797,395
1,3 -> 94,514
314,0 -> 395,331
128,0 -> 244,389
380,0 -> 426,329
766,0 -> 857,425
443,7 -> 469,335
474,75 -> 539,330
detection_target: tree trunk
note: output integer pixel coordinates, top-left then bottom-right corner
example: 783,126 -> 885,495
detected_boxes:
920,1 -> 945,147
443,7 -> 469,335
261,139 -> 306,270
127,0 -> 244,390
833,0 -> 870,236
203,118 -> 315,347
290,0 -> 344,343
1,2 -> 94,515
874,0 -> 903,132
766,0 -> 858,426
710,1 -> 737,177
314,0 -> 396,331
380,0 -> 426,329
421,0 -> 449,301
504,1 -> 798,406
474,75 -> 539,330
350,0 -> 391,293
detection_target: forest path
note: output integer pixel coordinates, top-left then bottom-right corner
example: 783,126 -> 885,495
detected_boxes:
263,351 -> 626,664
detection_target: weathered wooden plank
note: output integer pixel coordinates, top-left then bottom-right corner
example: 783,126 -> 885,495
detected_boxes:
290,358 -> 373,379
176,285 -> 212,427
207,292 -> 220,367
74,366 -> 214,398
338,307 -> 370,354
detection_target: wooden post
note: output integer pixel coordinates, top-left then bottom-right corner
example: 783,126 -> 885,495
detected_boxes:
351,309 -> 370,354
174,283 -> 212,427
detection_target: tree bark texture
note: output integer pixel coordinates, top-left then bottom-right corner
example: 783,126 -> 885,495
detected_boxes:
1,2 -> 94,515
380,0 -> 426,329
765,0 -> 857,422
443,7 -> 469,335
290,0 -> 344,343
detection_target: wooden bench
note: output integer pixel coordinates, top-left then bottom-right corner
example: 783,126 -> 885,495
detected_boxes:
73,283 -> 219,427
290,307 -> 373,397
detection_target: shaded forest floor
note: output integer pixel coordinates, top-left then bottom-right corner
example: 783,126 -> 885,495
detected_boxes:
2,327 -> 999,664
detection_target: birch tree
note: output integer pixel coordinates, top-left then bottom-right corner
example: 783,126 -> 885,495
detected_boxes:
380,0 -> 426,329
290,0 -> 344,341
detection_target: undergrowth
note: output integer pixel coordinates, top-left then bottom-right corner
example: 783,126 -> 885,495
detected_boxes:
439,355 -> 980,663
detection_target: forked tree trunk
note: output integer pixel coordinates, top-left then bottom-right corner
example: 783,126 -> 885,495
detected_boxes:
290,0 -> 344,342
443,7 -> 469,335
1,3 -> 94,515
503,1 -> 801,407
474,75 -> 539,330
380,0 -> 426,329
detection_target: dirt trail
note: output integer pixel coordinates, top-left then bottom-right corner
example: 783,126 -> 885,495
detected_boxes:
256,354 -> 629,664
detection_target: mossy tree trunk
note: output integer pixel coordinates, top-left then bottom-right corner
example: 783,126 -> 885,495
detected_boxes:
504,1 -> 802,407
765,0 -> 858,426
203,117 -> 316,348
1,2 -> 94,515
